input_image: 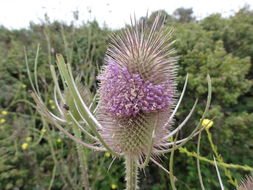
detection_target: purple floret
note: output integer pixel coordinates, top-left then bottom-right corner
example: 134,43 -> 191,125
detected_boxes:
98,61 -> 174,117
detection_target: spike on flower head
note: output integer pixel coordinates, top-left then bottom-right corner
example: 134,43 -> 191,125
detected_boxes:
238,175 -> 253,190
97,14 -> 178,158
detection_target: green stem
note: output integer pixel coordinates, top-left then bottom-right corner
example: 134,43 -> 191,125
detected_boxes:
179,147 -> 253,171
72,126 -> 90,190
125,155 -> 139,190
67,89 -> 90,190
206,129 -> 238,187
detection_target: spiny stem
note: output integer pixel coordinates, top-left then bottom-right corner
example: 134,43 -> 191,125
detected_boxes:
125,155 -> 139,190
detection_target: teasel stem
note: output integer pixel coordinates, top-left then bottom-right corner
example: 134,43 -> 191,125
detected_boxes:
70,113 -> 90,190
125,155 -> 139,190
65,83 -> 91,190
72,125 -> 90,190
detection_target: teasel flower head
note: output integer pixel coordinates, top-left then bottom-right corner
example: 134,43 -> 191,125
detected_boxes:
29,13 -> 211,190
237,175 -> 253,190
97,15 -> 178,159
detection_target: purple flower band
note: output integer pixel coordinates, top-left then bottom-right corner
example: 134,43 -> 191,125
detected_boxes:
98,61 -> 173,117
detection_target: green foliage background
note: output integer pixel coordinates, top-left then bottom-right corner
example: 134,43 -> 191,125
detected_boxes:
0,7 -> 252,190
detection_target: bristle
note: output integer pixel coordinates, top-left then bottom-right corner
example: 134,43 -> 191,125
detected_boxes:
97,111 -> 156,156
238,175 -> 253,190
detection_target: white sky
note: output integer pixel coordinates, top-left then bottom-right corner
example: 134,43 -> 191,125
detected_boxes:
0,0 -> 252,29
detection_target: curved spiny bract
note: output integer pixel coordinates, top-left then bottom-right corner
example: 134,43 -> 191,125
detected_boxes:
63,79 -> 92,120
97,14 -> 178,160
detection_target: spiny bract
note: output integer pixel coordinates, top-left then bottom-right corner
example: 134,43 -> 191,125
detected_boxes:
97,15 -> 178,159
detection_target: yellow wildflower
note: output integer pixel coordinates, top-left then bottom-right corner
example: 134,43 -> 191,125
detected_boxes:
48,99 -> 54,104
105,152 -> 111,158
1,110 -> 8,115
21,84 -> 27,88
41,128 -> 47,133
25,137 -> 32,142
21,143 -> 29,150
0,118 -> 6,124
111,184 -> 117,189
201,119 -> 214,130
56,138 -> 62,143
51,105 -> 56,109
